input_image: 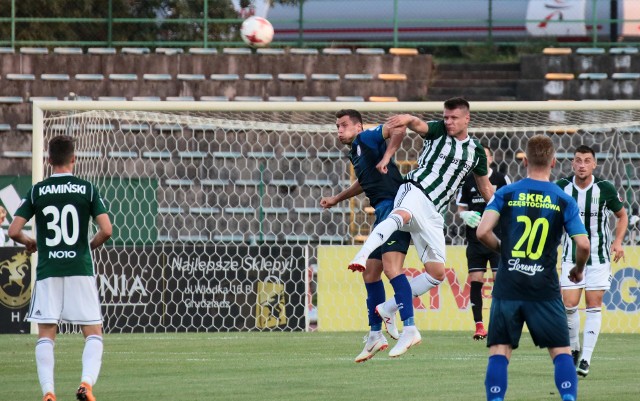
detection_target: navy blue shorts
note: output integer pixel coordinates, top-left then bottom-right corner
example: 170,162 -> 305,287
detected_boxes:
369,199 -> 410,260
487,297 -> 569,349
466,241 -> 499,273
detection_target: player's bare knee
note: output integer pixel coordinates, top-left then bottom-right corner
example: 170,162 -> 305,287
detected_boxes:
425,262 -> 446,281
392,209 -> 411,225
563,299 -> 579,309
382,265 -> 404,280
362,264 -> 383,283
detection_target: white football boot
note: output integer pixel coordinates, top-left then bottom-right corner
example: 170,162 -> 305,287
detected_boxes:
375,302 -> 399,340
388,326 -> 422,358
355,332 -> 388,363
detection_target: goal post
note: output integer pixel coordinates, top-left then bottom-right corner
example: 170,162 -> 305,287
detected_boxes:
30,100 -> 640,334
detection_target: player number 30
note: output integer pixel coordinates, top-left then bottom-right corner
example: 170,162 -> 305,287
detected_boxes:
511,215 -> 549,260
43,204 -> 80,247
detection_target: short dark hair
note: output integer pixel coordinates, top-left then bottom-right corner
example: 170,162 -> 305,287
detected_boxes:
526,134 -> 555,167
335,109 -> 363,125
48,135 -> 75,166
574,145 -> 595,158
444,97 -> 470,112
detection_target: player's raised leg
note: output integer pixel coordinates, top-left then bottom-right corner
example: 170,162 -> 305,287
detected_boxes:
348,212 -> 408,271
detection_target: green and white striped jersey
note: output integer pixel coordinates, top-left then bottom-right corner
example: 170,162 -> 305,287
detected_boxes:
15,173 -> 109,280
406,120 -> 488,214
556,175 -> 624,266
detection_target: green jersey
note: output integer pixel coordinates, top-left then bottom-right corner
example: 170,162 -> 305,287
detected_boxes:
15,173 -> 108,280
556,175 -> 624,266
405,120 -> 488,214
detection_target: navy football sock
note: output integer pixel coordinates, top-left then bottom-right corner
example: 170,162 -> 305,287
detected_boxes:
485,354 -> 509,401
390,274 -> 414,323
365,280 -> 385,330
554,353 -> 578,401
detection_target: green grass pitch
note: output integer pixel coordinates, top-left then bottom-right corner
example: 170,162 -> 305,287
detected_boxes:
1,331 -> 638,400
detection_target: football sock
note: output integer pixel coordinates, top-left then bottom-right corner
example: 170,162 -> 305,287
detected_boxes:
390,274 -> 414,323
35,337 -> 55,395
581,307 -> 602,364
410,272 -> 442,297
354,214 -> 404,261
485,354 -> 509,401
565,306 -> 580,352
81,335 -> 103,386
365,280 -> 385,331
470,281 -> 484,323
554,353 -> 578,401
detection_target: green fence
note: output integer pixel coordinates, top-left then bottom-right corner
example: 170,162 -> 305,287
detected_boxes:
0,0 -> 637,49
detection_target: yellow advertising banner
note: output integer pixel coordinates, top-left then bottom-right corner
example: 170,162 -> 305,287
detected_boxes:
255,280 -> 287,329
317,245 -> 640,333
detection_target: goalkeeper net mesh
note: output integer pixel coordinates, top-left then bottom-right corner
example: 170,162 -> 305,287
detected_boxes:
36,102 -> 640,333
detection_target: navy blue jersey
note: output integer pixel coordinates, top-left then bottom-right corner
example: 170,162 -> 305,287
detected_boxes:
486,178 -> 587,301
349,125 -> 404,207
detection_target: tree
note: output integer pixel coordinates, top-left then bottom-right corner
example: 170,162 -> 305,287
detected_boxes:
0,0 -> 163,45
0,0 -> 301,46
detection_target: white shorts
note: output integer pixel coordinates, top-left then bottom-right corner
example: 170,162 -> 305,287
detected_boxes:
27,276 -> 102,325
560,262 -> 612,291
393,182 -> 446,264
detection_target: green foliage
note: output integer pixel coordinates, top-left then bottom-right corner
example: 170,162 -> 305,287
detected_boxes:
0,0 -> 164,43
1,331 -> 639,400
159,0 -> 239,42
0,0 -> 300,45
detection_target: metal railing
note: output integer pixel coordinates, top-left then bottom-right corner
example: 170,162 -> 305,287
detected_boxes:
0,0 -> 638,49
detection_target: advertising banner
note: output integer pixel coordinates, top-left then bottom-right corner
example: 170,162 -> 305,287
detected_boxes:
95,245 -> 307,332
0,176 -> 34,246
0,248 -> 31,333
318,245 -> 640,333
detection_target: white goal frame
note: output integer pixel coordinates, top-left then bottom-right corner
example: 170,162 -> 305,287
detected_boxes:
29,99 -> 640,334
33,99 -> 640,178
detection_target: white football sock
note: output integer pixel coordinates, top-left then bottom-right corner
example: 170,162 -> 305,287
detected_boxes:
354,213 -> 404,261
35,338 -> 55,395
81,335 -> 103,386
410,272 -> 442,297
581,308 -> 602,364
565,306 -> 580,351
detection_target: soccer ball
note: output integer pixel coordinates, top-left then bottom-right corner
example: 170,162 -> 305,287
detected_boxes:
240,16 -> 274,47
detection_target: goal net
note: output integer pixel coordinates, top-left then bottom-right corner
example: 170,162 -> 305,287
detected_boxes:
32,100 -> 640,334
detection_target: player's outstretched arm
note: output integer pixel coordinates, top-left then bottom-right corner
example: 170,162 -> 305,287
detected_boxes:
90,213 -> 112,250
320,181 -> 363,209
476,210 -> 500,253
611,207 -> 628,262
568,234 -> 590,283
385,114 -> 429,136
377,124 -> 406,174
473,173 -> 495,203
7,216 -> 36,254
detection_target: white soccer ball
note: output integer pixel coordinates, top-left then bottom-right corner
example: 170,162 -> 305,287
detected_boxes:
240,16 -> 274,47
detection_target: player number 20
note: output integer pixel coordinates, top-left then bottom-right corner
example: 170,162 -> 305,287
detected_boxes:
511,215 -> 549,260
43,205 -> 80,246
